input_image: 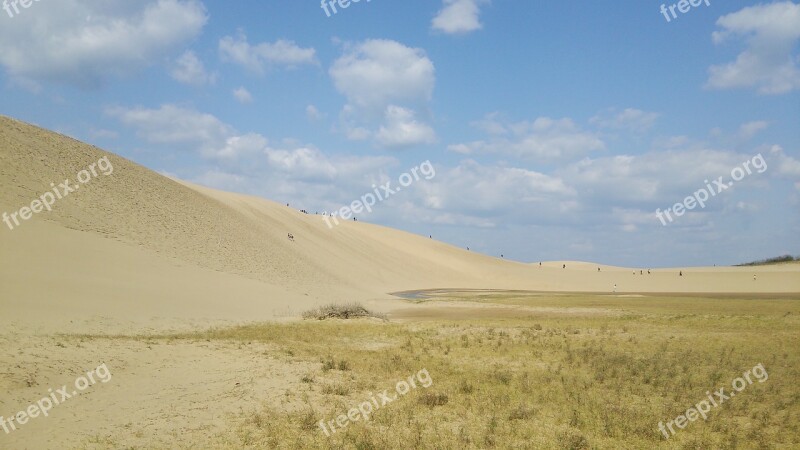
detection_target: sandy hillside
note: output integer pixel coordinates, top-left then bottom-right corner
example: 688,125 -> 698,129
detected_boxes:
1,115 -> 799,334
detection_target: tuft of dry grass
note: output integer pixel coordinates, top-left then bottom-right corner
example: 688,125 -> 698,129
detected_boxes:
301,302 -> 387,321
418,392 -> 449,407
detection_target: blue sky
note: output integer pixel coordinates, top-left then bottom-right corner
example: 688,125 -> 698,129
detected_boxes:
1,0 -> 798,267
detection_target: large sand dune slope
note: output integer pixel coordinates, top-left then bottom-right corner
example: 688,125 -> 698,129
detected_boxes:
1,116 -> 798,332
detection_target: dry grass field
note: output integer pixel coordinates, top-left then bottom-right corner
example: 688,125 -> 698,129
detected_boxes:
58,291 -> 800,449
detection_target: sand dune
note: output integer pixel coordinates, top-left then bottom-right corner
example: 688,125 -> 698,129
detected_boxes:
1,116 -> 798,334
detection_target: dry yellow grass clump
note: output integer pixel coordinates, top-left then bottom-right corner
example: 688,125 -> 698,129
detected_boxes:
302,303 -> 387,321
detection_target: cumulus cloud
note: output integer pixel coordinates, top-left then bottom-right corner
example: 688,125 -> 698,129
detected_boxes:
263,144 -> 392,184
0,0 -> 207,87
232,87 -> 254,104
330,39 -> 435,112
449,115 -> 605,162
707,1 -> 800,94
105,102 -> 787,245
737,120 -> 768,139
409,160 -> 575,226
106,104 -> 264,159
375,106 -> 437,149
559,149 -> 771,211
219,32 -> 317,74
431,0 -> 490,35
216,133 -> 268,160
330,39 -> 436,148
306,105 -> 323,121
769,145 -> 800,177
107,104 -> 395,187
171,51 -> 216,86
590,108 -> 659,132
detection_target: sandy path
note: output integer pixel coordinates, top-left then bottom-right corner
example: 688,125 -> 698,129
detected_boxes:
0,334 -> 317,449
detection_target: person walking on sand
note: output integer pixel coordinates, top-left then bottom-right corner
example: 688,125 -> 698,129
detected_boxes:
613,283 -> 617,293
754,274 -> 757,281
679,271 -> 683,276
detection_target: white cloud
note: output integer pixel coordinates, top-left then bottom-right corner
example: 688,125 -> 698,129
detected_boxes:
265,146 -> 337,180
431,0 -> 489,35
769,145 -> 800,177
471,112 -> 508,135
707,1 -> 800,94
737,120 -> 768,139
233,87 -> 254,104
219,32 -> 317,74
0,0 -> 207,87
107,104 -> 262,159
411,160 -> 575,224
108,104 -> 231,146
346,127 -> 371,141
449,115 -> 605,161
590,108 -> 659,132
171,51 -> 216,86
559,149 -> 769,208
375,106 -> 436,149
330,39 -> 435,113
306,105 -> 322,121
330,39 -> 437,148
262,143 -> 395,187
216,133 -> 268,160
